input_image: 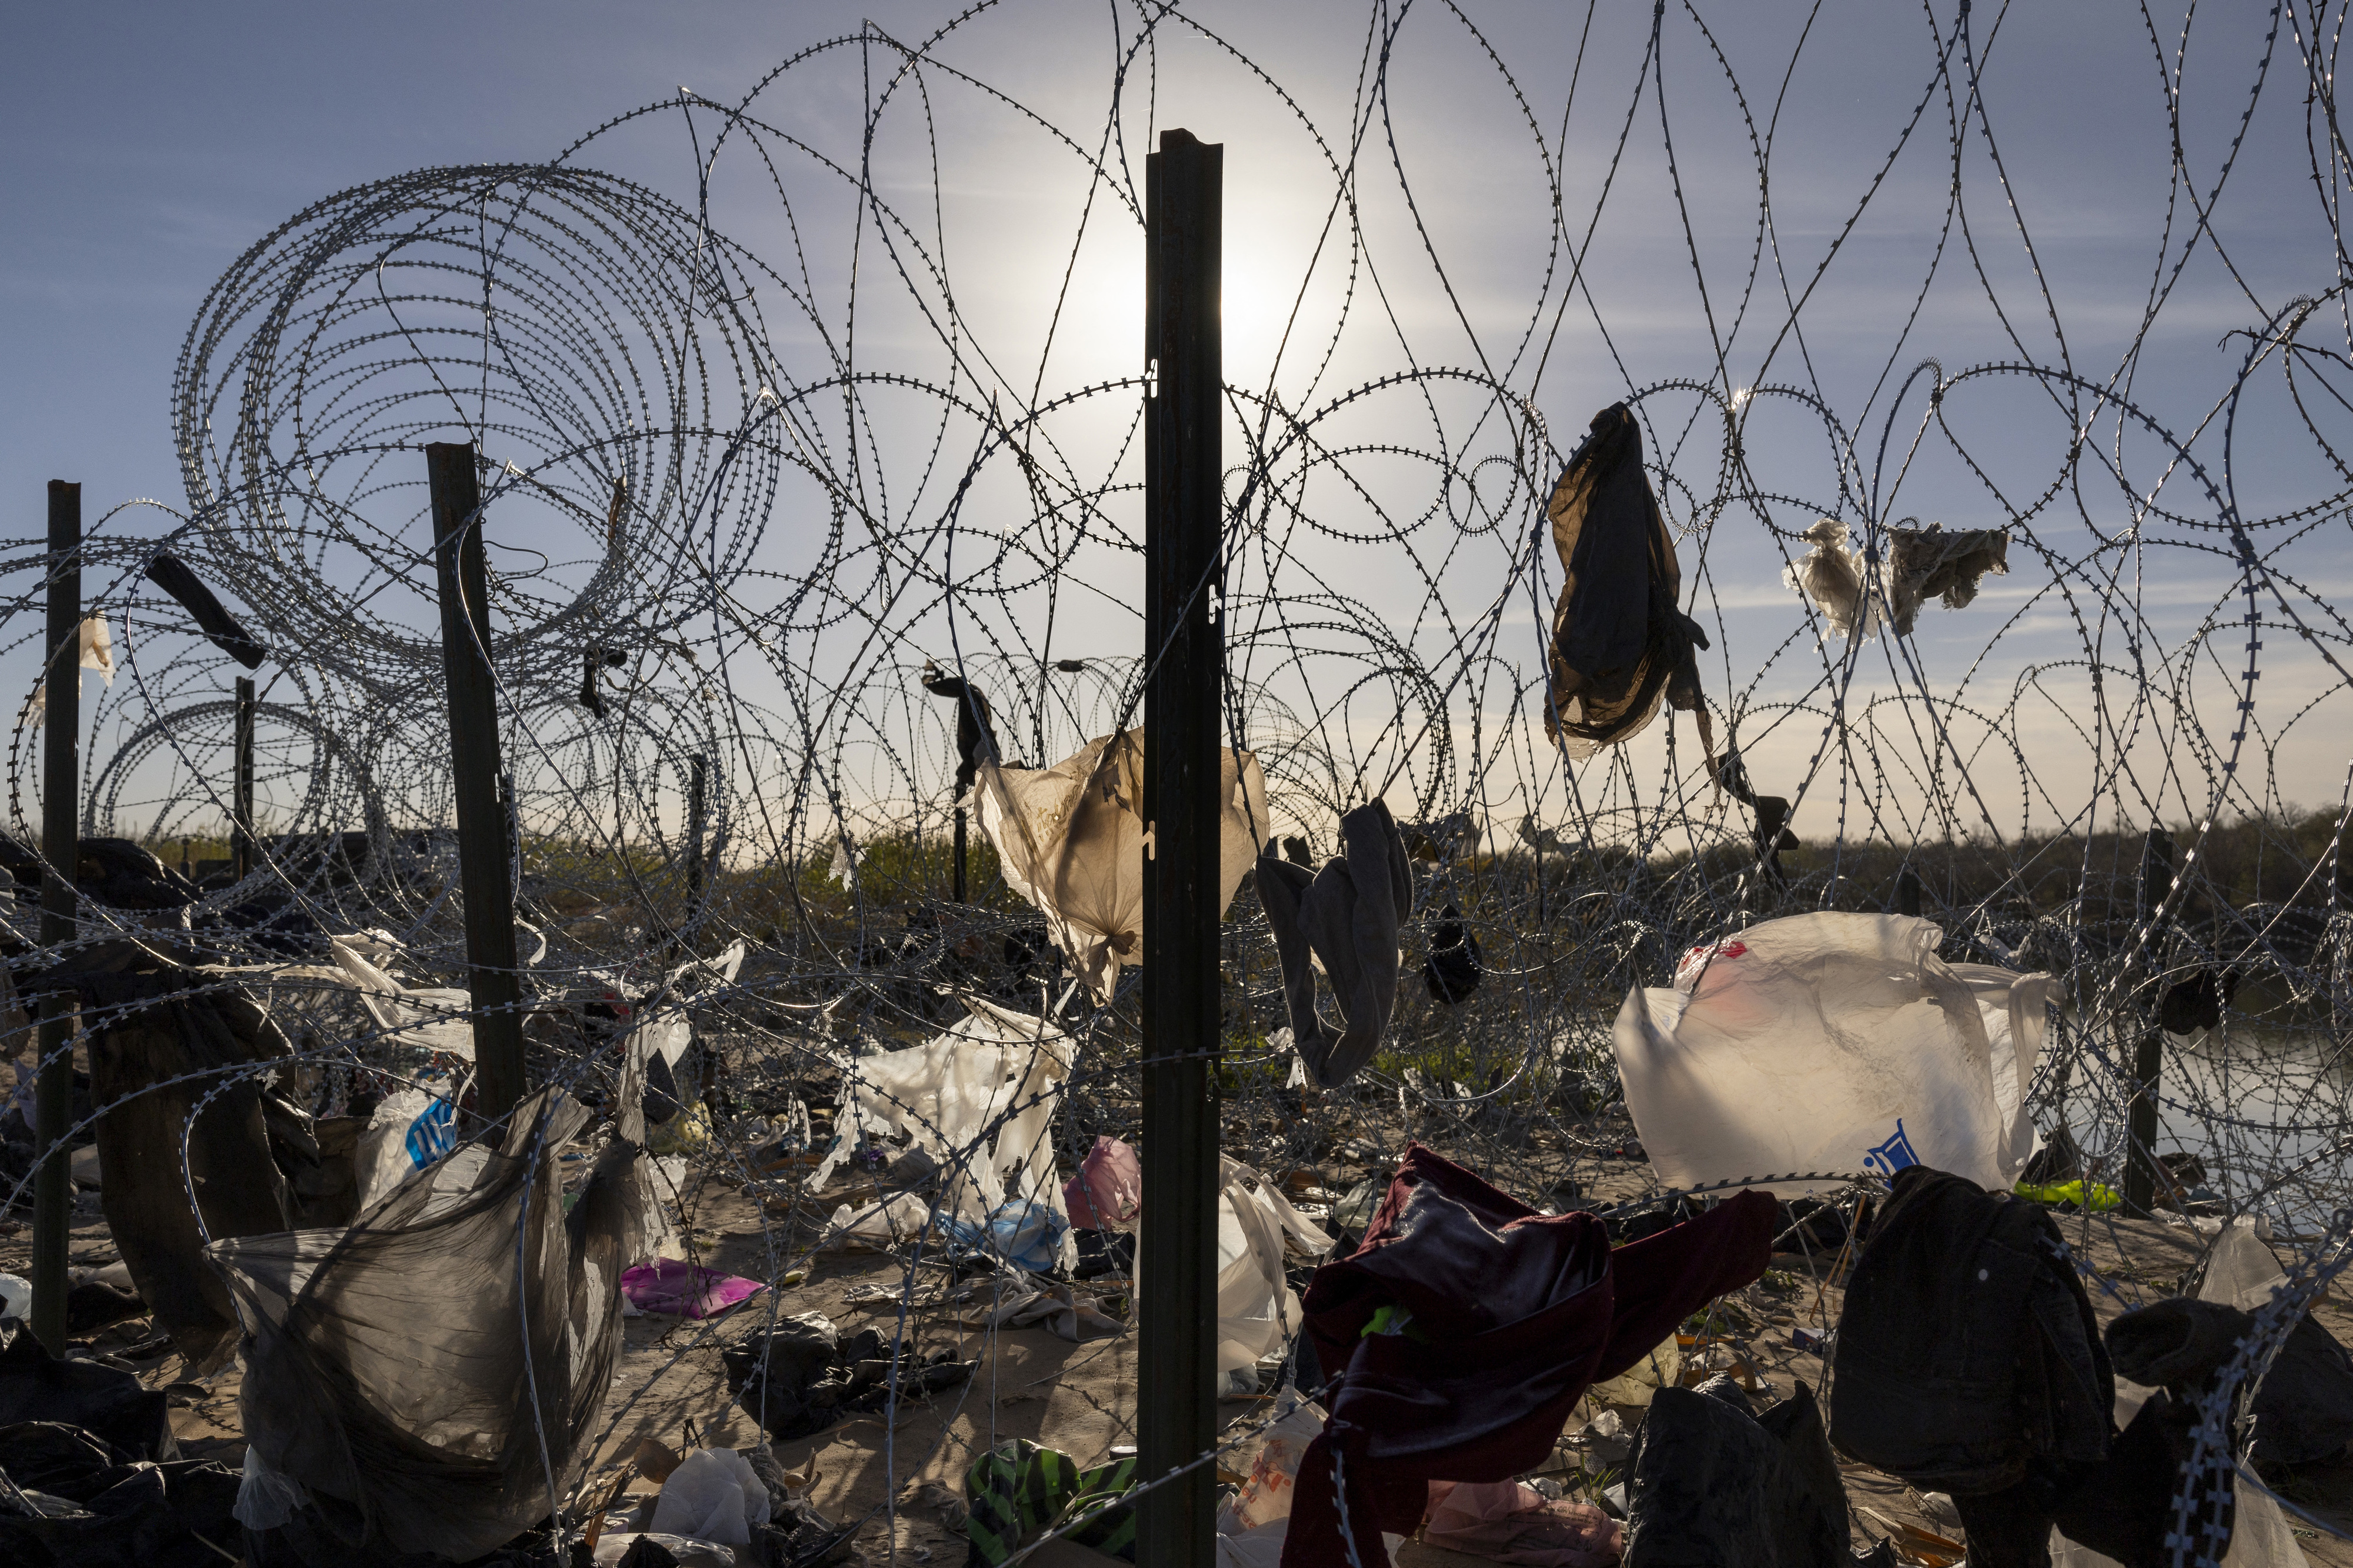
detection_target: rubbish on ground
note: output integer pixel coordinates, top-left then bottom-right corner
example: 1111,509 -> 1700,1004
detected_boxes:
63,1279 -> 146,1336
620,1259 -> 766,1319
1541,402 -> 1714,763
1284,1146 -> 1775,1568
964,1438 -> 1138,1565
0,1273 -> 27,1317
0,1321 -> 175,1463
2021,1126 -> 2086,1187
649,1447 -> 772,1547
0,1413 -> 241,1567
1064,1136 -> 1141,1230
1215,1516 -> 1294,1568
970,727 -> 1267,1002
1136,1157 -> 1331,1398
809,996 -> 1076,1266
1621,1377 -> 1851,1566
724,1311 -> 976,1442
648,1102 -> 714,1155
1328,1177 -> 1381,1237
1255,801 -> 1413,1089
1613,912 -> 2052,1195
1421,1477 -> 1621,1567
957,1278 -> 1125,1342
593,1532 -> 742,1567
1852,1507 -> 1965,1567
1571,1409 -> 1631,1468
878,1145 -> 939,1193
938,1196 -> 1069,1274
64,940 -> 349,1372
819,1190 -> 933,1252
1218,1396 -> 1327,1532
904,1477 -> 970,1530
209,1088 -> 659,1561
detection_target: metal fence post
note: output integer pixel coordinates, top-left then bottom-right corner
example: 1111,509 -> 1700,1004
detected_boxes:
2123,825 -> 2175,1215
1139,125 -> 1222,1568
425,443 -> 526,1123
32,481 -> 81,1352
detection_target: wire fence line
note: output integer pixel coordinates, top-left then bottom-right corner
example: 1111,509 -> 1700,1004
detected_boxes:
0,4 -> 2348,1563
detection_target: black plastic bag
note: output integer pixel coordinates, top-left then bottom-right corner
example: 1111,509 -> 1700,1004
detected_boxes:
0,1325 -> 173,1463
211,1090 -> 659,1562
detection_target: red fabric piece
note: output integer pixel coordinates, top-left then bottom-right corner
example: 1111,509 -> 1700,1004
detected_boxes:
1279,1146 -> 1775,1568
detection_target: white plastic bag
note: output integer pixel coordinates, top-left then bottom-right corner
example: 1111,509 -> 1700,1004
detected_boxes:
350,1082 -> 484,1213
233,1443 -> 311,1530
808,996 -> 1078,1266
649,1447 -> 772,1547
1612,913 -> 2053,1195
329,938 -> 476,1060
352,1086 -> 438,1209
2200,1218 -> 2288,1312
1140,1159 -> 1332,1391
1784,519 -> 1882,641
819,1189 -> 933,1251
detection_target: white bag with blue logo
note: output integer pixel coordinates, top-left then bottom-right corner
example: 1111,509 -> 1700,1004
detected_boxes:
1611,913 -> 2052,1196
351,1080 -> 472,1213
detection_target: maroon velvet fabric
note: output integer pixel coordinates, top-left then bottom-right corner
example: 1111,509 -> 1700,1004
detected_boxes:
1281,1146 -> 1777,1568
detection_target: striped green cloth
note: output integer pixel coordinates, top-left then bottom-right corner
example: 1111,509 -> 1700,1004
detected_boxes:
963,1439 -> 1139,1564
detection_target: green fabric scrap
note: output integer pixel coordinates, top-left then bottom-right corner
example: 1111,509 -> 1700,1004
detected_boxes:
964,1438 -> 1139,1565
2014,1178 -> 2121,1213
1361,1303 -> 1429,1342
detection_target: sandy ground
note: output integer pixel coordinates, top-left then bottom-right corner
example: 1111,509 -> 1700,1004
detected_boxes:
7,1172 -> 2353,1566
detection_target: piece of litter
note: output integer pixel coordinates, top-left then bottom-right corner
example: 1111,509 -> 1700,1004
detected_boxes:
619,1259 -> 766,1319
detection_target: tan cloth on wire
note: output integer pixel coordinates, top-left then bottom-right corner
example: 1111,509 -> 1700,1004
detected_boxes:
968,727 -> 1268,1002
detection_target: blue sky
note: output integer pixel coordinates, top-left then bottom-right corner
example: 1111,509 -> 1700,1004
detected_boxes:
5,2 -> 2348,857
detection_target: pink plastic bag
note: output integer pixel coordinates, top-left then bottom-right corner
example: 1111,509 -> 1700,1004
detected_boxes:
1062,1135 -> 1142,1230
621,1259 -> 766,1319
1421,1480 -> 1622,1568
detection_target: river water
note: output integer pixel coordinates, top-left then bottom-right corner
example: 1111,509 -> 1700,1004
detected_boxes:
2055,1009 -> 2352,1237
